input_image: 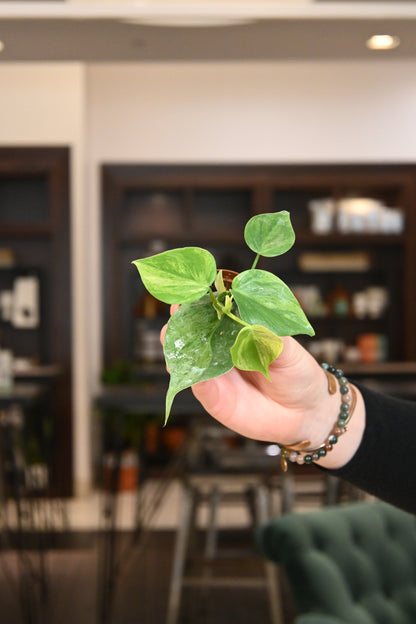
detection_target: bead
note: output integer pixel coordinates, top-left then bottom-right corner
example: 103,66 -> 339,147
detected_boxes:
280,364 -> 356,469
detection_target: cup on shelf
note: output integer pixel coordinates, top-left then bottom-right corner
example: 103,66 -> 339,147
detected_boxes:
308,198 -> 335,234
352,286 -> 389,319
365,286 -> 389,319
320,339 -> 345,363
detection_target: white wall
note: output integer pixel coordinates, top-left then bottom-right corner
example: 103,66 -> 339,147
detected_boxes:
86,60 -> 416,163
3,59 -> 416,496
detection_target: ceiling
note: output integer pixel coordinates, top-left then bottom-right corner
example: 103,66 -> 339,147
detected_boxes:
1,1 -> 416,62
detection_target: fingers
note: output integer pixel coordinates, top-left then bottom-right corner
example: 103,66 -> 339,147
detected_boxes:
160,323 -> 167,345
160,304 -> 180,346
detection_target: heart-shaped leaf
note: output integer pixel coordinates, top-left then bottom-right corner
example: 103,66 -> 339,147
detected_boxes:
231,269 -> 315,337
244,211 -> 295,257
164,295 -> 241,422
132,247 -> 217,304
231,325 -> 283,379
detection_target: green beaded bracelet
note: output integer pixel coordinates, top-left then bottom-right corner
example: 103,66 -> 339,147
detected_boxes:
279,363 -> 357,472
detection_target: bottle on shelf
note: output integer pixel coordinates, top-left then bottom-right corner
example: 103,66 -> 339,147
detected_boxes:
326,283 -> 351,318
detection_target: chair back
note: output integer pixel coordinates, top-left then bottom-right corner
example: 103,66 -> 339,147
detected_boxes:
257,501 -> 416,624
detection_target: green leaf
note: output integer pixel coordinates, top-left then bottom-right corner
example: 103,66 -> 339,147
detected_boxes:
163,295 -> 241,423
132,247 -> 217,304
244,211 -> 295,257
231,325 -> 283,380
231,269 -> 315,337
214,270 -> 226,294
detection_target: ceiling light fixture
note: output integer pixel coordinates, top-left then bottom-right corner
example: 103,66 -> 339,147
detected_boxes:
366,34 -> 401,51
121,16 -> 256,28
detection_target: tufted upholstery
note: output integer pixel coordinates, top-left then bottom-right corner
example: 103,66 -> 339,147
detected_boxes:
257,501 -> 416,624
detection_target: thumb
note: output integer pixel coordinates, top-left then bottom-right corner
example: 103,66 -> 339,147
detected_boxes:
191,378 -> 221,416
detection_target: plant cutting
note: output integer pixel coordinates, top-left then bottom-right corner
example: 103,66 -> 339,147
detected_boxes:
133,211 -> 314,423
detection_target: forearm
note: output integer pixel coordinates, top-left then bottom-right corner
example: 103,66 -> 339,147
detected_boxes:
322,384 -> 416,514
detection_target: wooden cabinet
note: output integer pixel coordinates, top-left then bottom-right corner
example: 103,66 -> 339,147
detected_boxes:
0,147 -> 72,496
102,164 -> 416,369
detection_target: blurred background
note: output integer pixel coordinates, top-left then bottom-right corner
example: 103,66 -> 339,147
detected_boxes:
1,2 -> 416,623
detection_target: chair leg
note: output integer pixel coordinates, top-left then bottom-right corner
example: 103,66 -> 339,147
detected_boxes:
280,471 -> 295,514
256,484 -> 285,624
166,484 -> 196,624
325,475 -> 340,505
205,485 -> 221,559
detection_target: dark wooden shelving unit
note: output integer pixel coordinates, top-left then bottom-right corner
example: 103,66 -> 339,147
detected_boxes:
0,147 -> 72,496
102,163 -> 416,368
100,163 -> 416,466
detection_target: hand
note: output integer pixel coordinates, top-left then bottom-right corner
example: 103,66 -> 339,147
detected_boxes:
161,309 -> 365,469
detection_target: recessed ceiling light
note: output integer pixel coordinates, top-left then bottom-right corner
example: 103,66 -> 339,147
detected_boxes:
366,34 -> 401,51
0,41 -> 5,53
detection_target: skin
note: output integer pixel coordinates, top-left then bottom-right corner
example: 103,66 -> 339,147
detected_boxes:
161,307 -> 366,469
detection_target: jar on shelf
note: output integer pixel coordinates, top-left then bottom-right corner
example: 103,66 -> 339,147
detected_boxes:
326,284 -> 351,318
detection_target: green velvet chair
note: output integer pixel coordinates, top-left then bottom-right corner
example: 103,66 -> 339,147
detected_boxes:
257,501 -> 416,624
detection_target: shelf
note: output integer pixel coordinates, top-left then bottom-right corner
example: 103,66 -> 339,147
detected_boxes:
0,147 -> 72,496
341,361 -> 416,376
118,231 -> 245,246
296,232 -> 405,246
13,364 -> 62,381
0,224 -> 52,238
309,316 -> 387,324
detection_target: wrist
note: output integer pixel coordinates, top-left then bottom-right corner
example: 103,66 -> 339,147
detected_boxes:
279,364 -> 365,471
318,382 -> 365,469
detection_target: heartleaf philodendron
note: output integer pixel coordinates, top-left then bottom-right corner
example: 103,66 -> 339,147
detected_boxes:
132,210 -> 314,423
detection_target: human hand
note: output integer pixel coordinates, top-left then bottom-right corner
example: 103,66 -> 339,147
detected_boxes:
161,307 -> 365,469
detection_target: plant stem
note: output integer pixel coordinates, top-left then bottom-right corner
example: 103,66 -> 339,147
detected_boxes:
251,253 -> 261,270
208,287 -> 249,328
208,287 -> 217,304
225,311 -> 250,327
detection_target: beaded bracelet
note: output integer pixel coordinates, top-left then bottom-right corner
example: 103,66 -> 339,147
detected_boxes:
279,363 -> 357,472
